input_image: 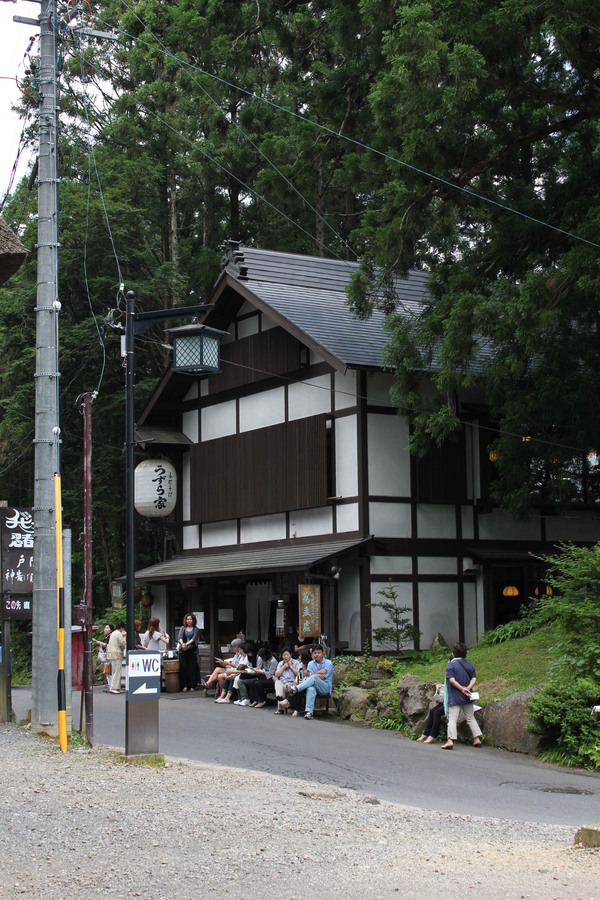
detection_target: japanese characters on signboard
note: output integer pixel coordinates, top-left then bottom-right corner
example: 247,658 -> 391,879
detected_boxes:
298,584 -> 321,638
2,508 -> 34,619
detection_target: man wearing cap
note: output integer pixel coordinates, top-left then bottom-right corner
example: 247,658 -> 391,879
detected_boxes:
202,638 -> 244,696
281,645 -> 332,719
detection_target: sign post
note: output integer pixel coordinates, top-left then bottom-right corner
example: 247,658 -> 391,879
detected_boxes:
125,650 -> 161,755
1,508 -> 35,723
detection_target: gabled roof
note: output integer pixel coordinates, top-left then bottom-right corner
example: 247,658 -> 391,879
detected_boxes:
209,243 -> 430,371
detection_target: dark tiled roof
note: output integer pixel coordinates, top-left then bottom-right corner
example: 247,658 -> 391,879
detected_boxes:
221,245 -> 429,370
134,536 -> 372,582
0,218 -> 27,286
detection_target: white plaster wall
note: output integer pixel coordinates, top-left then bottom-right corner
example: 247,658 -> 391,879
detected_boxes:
183,382 -> 198,402
182,409 -> 198,443
202,520 -> 238,548
417,504 -> 457,539
461,506 -> 475,540
288,375 -> 331,420
369,502 -> 412,538
240,513 -> 287,543
335,415 -> 358,497
335,502 -> 359,533
370,580 -> 415,650
183,524 -> 199,550
201,400 -> 237,441
368,414 -> 411,496
237,301 -> 255,316
182,453 -> 191,521
290,506 -> 333,538
239,387 -> 285,432
337,567 -> 361,650
200,379 -> 209,396
238,314 -> 260,339
478,512 -> 542,541
418,556 -> 458,576
417,582 -> 459,648
370,555 -> 413,576
367,372 -> 395,405
334,370 -> 357,411
545,516 -> 600,543
261,314 -> 278,332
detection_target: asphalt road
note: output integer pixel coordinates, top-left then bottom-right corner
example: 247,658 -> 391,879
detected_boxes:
11,685 -> 600,829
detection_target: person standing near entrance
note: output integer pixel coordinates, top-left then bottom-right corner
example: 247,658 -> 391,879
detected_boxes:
441,642 -> 482,749
107,622 -> 126,694
142,618 -> 170,652
177,613 -> 204,692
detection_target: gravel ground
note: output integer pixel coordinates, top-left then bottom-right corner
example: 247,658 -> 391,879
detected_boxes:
0,723 -> 598,899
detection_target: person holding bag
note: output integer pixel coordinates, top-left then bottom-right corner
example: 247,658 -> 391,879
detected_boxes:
93,623 -> 114,692
441,642 -> 482,750
176,613 -> 204,692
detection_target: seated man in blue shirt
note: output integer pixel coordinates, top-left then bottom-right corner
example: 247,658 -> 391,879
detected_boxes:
283,644 -> 333,719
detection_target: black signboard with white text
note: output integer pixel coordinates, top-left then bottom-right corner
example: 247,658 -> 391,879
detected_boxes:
1,508 -> 34,619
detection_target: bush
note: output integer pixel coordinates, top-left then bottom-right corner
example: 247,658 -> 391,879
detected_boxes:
526,677 -> 600,769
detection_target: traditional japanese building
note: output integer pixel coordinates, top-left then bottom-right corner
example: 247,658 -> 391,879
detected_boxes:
132,242 -> 600,662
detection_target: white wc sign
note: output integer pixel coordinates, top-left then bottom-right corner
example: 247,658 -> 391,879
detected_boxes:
126,651 -> 161,700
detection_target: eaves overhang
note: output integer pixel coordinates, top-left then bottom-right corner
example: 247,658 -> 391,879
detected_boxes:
132,536 -> 374,584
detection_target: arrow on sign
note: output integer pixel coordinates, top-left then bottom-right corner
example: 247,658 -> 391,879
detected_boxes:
132,682 -> 159,696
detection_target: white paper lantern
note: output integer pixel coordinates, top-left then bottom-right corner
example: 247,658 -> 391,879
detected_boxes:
134,459 -> 177,517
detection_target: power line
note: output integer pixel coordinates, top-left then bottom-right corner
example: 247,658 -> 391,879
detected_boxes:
93,5 -> 600,253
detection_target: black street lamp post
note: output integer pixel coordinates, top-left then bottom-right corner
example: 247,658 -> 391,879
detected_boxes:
124,291 -> 222,755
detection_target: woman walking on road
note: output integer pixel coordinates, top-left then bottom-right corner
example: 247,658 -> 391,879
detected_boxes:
441,642 -> 482,749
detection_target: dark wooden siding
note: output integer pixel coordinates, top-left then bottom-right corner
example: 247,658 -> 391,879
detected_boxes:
190,415 -> 328,522
412,428 -> 467,504
209,327 -> 301,393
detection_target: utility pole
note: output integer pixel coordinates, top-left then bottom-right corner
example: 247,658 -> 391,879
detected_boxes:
12,1 -> 117,735
31,0 -> 61,734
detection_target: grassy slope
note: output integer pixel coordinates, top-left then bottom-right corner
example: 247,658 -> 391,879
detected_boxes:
392,625 -> 555,705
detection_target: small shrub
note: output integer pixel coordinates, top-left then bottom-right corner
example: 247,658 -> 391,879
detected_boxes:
368,580 -> 420,653
526,677 -> 600,769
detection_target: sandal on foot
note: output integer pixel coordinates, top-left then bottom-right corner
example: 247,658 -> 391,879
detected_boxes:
416,735 -> 427,743
441,742 -> 453,750
473,738 -> 482,747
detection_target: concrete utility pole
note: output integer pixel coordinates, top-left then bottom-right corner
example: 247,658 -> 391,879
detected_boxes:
31,0 -> 62,734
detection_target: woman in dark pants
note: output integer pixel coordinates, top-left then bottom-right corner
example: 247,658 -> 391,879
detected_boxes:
416,699 -> 445,744
176,613 -> 204,692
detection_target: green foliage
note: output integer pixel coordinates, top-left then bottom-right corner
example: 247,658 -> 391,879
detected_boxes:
368,580 -> 421,653
349,0 -> 600,519
479,608 -> 546,646
539,543 -> 600,680
526,678 -> 600,770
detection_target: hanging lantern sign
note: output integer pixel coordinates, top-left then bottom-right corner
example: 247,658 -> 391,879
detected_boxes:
134,459 -> 177,517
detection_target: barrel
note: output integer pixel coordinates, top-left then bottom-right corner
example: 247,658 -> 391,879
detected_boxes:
162,658 -> 180,693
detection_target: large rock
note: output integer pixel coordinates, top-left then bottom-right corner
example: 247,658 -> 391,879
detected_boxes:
332,663 -> 353,688
482,686 -> 543,754
396,675 -> 438,730
337,686 -> 372,722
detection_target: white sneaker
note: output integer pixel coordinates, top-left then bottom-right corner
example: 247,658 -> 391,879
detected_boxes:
239,699 -> 251,706
233,699 -> 243,705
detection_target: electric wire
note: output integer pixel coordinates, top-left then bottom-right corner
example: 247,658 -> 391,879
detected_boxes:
77,32 -> 107,398
98,5 -> 600,253
116,0 -> 358,262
